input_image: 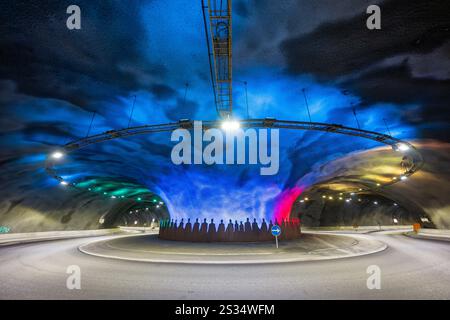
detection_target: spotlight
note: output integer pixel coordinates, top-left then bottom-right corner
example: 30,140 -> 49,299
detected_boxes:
111,196 -> 116,199
396,143 -> 410,152
345,199 -> 351,203
393,218 -> 398,224
159,201 -> 164,205
373,201 -> 378,205
300,200 -> 304,203
60,181 -> 68,186
376,183 -> 381,187
328,196 -> 333,200
137,197 -> 142,201
400,175 -> 408,181
134,220 -> 138,225
304,197 -> 309,201
322,195 -> 326,199
51,151 -> 64,159
221,119 -> 240,131
394,203 -> 398,206
156,205 -> 160,208
339,197 -> 343,200
350,192 -> 355,196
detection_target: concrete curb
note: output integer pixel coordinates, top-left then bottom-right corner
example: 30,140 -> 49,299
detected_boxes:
0,229 -> 122,247
404,231 -> 450,242
78,232 -> 388,265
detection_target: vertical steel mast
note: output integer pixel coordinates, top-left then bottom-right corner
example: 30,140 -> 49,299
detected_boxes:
207,0 -> 233,118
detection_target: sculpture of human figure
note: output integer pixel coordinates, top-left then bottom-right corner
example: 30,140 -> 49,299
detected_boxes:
200,218 -> 208,241
217,219 -> 225,241
226,219 -> 234,241
192,218 -> 200,241
208,218 -> 217,242
185,218 -> 192,241
252,218 -> 259,235
239,221 -> 245,242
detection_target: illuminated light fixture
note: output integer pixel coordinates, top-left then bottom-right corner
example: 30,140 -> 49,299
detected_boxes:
400,175 -> 408,181
304,197 -> 309,201
156,205 -> 160,208
322,195 -> 326,199
111,196 -> 116,199
135,210 -> 138,213
373,201 -> 378,205
51,151 -> 64,159
397,143 -> 410,152
345,199 -> 351,203
358,188 -> 362,191
300,200 -> 305,203
393,218 -> 398,224
60,181 -> 68,186
376,183 -> 381,186
134,220 -> 138,225
339,193 -> 343,196
328,196 -> 333,200
103,192 -> 107,195
358,198 -> 362,202
221,119 -> 240,131
420,217 -> 430,223
339,197 -> 343,200
88,188 -> 92,191
137,197 -> 142,201
129,211 -> 132,214
350,192 -> 355,196
159,201 -> 164,205
393,203 -> 398,206
121,195 -> 125,198
392,177 -> 397,180
152,199 -> 157,203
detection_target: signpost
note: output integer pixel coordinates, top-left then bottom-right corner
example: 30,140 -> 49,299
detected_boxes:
271,225 -> 281,248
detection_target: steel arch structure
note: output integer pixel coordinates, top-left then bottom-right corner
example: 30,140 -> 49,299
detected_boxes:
45,118 -> 423,193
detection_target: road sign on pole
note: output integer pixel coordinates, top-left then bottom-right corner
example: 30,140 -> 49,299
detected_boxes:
271,225 -> 281,248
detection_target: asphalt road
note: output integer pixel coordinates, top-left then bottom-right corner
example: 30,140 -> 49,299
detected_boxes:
0,231 -> 449,299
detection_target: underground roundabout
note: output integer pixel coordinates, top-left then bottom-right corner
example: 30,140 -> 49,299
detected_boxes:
2,0 -> 450,307
77,231 -> 387,264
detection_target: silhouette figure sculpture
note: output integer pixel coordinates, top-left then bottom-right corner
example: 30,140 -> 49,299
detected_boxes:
260,218 -> 268,241
179,218 -> 184,235
159,217 -> 301,242
238,221 -> 245,242
217,219 -> 226,241
226,219 -> 234,241
200,218 -> 208,239
208,218 -> 217,242
244,218 -> 252,241
185,218 -> 192,241
192,218 -> 200,241
252,218 -> 259,238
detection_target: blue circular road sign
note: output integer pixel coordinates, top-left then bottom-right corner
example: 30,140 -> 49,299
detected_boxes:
271,225 -> 281,237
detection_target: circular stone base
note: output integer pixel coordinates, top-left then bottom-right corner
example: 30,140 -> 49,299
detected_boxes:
79,232 -> 387,264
